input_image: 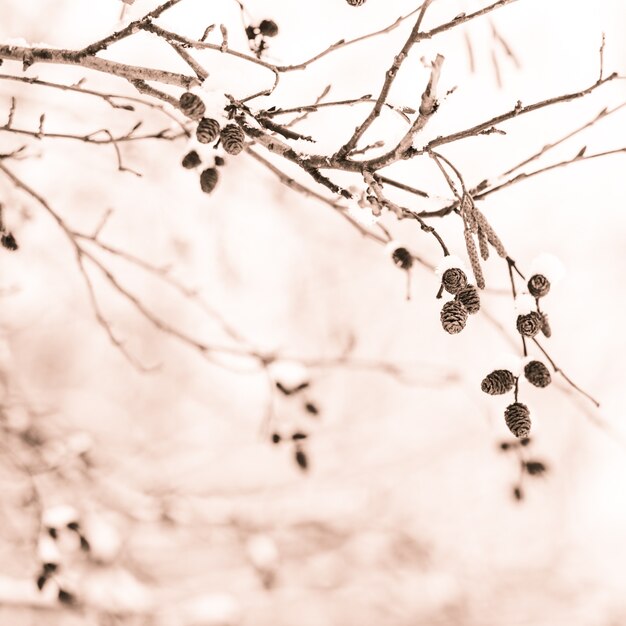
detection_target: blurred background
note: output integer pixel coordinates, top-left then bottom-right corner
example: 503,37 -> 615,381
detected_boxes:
1,0 -> 626,624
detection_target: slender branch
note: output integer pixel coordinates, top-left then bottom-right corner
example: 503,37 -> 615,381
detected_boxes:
532,338 -> 600,407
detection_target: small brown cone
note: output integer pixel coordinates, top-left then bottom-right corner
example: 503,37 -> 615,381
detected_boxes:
220,124 -> 245,155
181,150 -> 201,169
440,301 -> 468,335
481,370 -> 515,395
455,285 -> 480,314
504,402 -> 531,438
391,247 -> 413,270
528,274 -> 551,298
200,168 -> 219,194
442,267 -> 468,295
523,360 -> 551,388
516,311 -> 543,337
196,117 -> 221,144
179,92 -> 206,120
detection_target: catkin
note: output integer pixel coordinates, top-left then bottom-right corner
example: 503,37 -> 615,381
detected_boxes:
464,229 -> 485,289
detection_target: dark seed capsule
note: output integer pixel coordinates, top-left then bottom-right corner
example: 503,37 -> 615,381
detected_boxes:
528,274 -> 551,298
200,168 -> 219,194
271,433 -> 281,445
481,369 -> 515,395
42,562 -> 58,574
214,155 -> 225,167
454,285 -> 480,314
346,0 -> 367,5
245,25 -> 257,40
182,150 -> 202,169
516,311 -> 543,337
513,486 -> 524,501
1,232 -> 18,251
36,575 -> 48,591
196,117 -> 221,144
523,360 -> 551,388
58,589 -> 77,605
524,460 -> 547,476
391,247 -> 413,270
179,91 -> 206,120
292,432 -> 308,441
442,267 -> 468,295
440,300 -> 468,335
258,19 -> 279,37
504,402 -> 531,439
220,124 -> 245,155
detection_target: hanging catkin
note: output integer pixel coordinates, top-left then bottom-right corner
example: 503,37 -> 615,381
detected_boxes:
477,226 -> 490,261
464,229 -> 485,289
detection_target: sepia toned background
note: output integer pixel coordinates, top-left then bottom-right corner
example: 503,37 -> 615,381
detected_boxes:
1,0 -> 626,624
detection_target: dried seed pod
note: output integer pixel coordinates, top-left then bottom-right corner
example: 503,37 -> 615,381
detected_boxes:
523,360 -> 551,388
528,273 -> 551,298
440,300 -> 468,335
391,247 -> 413,270
179,91 -> 206,120
481,369 -> 515,395
504,402 -> 531,439
346,0 -> 367,4
220,123 -> 245,155
196,117 -> 221,144
258,19 -> 279,37
214,155 -> 225,167
455,285 -> 480,314
442,267 -> 468,294
516,311 -> 543,337
181,150 -> 201,169
540,312 -> 552,338
1,232 -> 18,251
200,167 -> 219,194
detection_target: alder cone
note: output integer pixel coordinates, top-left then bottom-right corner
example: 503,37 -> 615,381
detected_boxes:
524,360 -> 551,388
442,267 -> 468,295
181,150 -> 201,169
504,402 -> 531,439
196,117 -> 221,144
179,92 -> 206,120
440,301 -> 468,335
259,19 -> 279,37
516,311 -> 543,337
200,167 -> 219,194
220,124 -> 245,155
455,285 -> 480,314
346,0 -> 367,4
481,369 -> 515,395
391,247 -> 413,270
528,273 -> 551,298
